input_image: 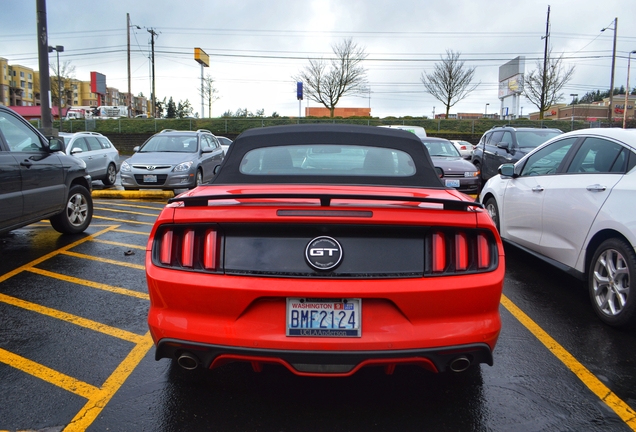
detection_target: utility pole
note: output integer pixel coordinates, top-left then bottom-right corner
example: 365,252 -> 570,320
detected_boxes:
540,5 -> 550,120
36,0 -> 53,132
127,15 -> 141,118
148,28 -> 158,118
127,13 -> 132,118
602,18 -> 618,123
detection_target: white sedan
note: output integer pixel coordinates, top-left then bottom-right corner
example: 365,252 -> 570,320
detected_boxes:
450,140 -> 474,159
479,128 -> 636,327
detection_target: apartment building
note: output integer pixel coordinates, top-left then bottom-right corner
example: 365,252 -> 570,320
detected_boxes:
0,60 -> 36,106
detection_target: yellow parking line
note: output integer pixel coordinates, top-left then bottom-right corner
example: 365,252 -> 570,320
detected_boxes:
92,215 -> 155,226
27,267 -> 149,300
92,239 -> 146,250
61,250 -> 146,270
93,206 -> 160,217
0,226 -> 119,285
93,201 -> 165,211
0,293 -> 144,344
64,332 -> 154,432
0,348 -> 99,399
501,294 -> 636,429
113,228 -> 151,236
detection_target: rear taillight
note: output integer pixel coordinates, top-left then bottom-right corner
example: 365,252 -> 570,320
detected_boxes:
155,225 -> 220,271
427,230 -> 496,275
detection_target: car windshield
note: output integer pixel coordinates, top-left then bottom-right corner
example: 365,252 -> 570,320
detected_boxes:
421,140 -> 461,157
240,144 -> 416,177
515,130 -> 561,148
140,135 -> 198,153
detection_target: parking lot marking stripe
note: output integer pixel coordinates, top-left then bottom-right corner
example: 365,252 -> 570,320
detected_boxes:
113,228 -> 151,236
27,267 -> 149,300
501,294 -> 636,429
0,226 -> 119,285
92,215 -> 154,225
93,200 -> 165,211
91,239 -> 146,250
0,293 -> 145,344
93,206 -> 160,217
61,251 -> 146,270
65,332 -> 154,432
0,348 -> 99,399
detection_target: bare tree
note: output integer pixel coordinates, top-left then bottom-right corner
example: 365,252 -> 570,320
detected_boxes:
421,50 -> 479,118
294,38 -> 368,118
50,60 -> 75,109
523,50 -> 575,119
198,74 -> 220,117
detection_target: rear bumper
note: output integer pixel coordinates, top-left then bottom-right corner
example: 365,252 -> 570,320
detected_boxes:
155,338 -> 493,376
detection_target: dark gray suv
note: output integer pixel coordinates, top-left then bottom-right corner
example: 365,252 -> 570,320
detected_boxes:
0,106 -> 93,235
471,126 -> 562,182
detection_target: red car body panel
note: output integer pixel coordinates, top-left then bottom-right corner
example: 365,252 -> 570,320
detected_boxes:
147,185 -> 504,375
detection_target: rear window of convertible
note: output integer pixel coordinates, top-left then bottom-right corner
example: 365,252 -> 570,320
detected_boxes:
240,145 -> 416,177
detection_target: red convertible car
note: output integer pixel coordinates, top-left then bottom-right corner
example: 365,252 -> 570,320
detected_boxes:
146,124 -> 505,377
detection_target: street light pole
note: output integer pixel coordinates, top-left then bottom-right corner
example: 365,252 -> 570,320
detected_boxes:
485,103 -> 489,117
602,18 -> 618,124
48,45 -> 64,128
624,50 -> 636,129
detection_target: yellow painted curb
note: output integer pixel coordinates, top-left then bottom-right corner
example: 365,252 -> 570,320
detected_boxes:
91,190 -> 174,200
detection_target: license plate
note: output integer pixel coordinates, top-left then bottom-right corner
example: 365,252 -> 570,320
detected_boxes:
143,174 -> 157,183
445,179 -> 460,187
286,298 -> 361,337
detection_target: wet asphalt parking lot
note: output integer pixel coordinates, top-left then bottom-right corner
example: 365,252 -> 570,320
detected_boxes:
1,192 -> 635,432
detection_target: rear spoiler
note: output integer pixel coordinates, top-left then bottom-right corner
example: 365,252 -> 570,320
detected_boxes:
169,193 -> 483,211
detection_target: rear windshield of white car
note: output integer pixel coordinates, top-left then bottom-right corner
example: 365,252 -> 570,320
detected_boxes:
240,145 -> 416,177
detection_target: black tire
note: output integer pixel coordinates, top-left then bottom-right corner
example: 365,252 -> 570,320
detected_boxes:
588,238 -> 636,327
102,163 -> 117,186
49,184 -> 93,234
484,197 -> 500,232
195,169 -> 203,187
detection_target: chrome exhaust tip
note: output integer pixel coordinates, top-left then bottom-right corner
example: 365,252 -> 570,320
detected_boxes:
177,353 -> 199,370
449,356 -> 471,373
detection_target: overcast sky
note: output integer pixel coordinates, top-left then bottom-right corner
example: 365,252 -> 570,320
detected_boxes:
2,0 -> 635,118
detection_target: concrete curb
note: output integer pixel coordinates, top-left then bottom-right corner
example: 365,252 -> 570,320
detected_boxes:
92,190 -> 174,200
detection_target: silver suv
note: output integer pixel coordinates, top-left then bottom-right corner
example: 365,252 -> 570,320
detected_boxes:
0,106 -> 93,235
59,131 -> 120,186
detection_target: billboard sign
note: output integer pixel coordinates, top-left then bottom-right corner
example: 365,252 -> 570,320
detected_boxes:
498,74 -> 524,98
90,72 -> 106,95
297,82 -> 303,100
194,48 -> 209,67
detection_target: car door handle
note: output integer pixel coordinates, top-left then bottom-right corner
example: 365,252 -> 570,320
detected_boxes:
586,184 -> 607,192
20,159 -> 33,168
532,186 -> 544,192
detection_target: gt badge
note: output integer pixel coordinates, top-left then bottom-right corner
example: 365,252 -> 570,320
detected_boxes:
305,236 -> 343,271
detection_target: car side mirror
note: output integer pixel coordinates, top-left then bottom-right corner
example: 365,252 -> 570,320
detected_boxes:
48,137 -> 63,152
71,147 -> 83,155
499,164 -> 515,178
133,146 -> 140,152
202,147 -> 214,153
496,142 -> 512,152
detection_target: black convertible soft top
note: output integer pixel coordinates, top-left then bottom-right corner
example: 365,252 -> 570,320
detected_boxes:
212,123 -> 446,188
